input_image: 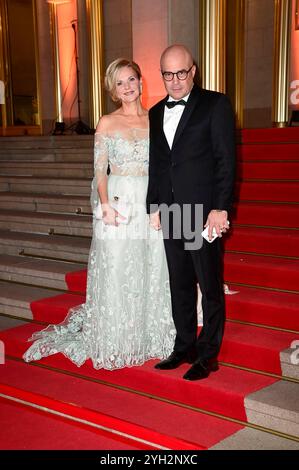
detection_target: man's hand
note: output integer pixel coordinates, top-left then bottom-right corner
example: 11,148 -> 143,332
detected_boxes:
204,210 -> 229,241
149,211 -> 161,231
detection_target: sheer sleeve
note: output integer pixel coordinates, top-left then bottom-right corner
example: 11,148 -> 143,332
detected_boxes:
94,132 -> 110,185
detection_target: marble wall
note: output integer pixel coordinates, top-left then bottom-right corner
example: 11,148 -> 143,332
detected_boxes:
132,0 -> 168,108
103,0 -> 133,112
168,0 -> 199,63
33,0 -> 297,132
244,0 -> 275,128
35,0 -> 56,135
132,0 -> 199,108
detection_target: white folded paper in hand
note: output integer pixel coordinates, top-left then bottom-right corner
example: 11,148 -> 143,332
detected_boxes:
201,221 -> 230,243
95,200 -> 133,224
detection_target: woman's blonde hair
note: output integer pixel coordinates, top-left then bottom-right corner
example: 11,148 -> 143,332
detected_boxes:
105,58 -> 141,103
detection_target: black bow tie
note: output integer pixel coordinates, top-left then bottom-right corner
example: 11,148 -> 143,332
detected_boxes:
165,99 -> 186,109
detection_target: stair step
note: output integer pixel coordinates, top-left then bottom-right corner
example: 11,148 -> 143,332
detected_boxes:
0,230 -> 90,263
225,286 -> 299,331
1,323 -> 277,422
0,136 -> 93,149
29,283 -> 299,333
237,143 -> 299,161
30,292 -> 85,323
0,148 -> 93,155
224,252 -> 299,292
238,162 -> 299,180
234,202 -> 299,229
23,286 -> 297,376
1,357 -> 243,450
0,281 -> 62,319
219,322 -> 297,375
0,391 -> 140,450
0,162 -> 93,178
210,427 -> 299,450
225,226 -> 299,258
0,147 -> 92,155
245,381 -> 299,437
0,192 -> 91,214
240,127 -> 299,144
0,176 -> 91,195
0,210 -> 92,237
237,181 -> 299,203
4,323 -> 298,439
280,348 -> 299,380
0,316 -> 26,332
0,153 -> 93,162
0,254 -> 86,290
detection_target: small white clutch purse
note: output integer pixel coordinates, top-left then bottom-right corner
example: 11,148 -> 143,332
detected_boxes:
95,197 -> 133,224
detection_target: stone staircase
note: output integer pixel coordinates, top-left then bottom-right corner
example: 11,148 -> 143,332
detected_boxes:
0,134 -> 298,450
0,136 -> 93,319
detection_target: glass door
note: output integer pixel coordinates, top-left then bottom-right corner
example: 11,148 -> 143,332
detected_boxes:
0,0 -> 41,135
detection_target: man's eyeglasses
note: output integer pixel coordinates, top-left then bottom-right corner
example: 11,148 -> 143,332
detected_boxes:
161,65 -> 194,82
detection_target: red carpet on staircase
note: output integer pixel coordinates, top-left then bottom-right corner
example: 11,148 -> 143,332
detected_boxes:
1,127 -> 299,450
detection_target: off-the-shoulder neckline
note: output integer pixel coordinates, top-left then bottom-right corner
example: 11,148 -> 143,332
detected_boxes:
95,127 -> 148,135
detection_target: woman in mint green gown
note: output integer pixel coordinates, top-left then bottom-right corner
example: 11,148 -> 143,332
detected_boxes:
23,59 -> 176,370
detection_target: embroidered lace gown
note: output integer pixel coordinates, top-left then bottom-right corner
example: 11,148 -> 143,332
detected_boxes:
23,128 -> 176,370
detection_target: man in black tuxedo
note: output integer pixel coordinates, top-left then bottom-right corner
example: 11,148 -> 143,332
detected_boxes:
146,45 -> 235,381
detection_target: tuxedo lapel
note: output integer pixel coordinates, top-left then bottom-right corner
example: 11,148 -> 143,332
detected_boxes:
172,85 -> 201,148
157,97 -> 171,151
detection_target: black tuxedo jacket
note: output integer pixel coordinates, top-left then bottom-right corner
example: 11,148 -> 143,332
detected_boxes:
146,85 -> 236,221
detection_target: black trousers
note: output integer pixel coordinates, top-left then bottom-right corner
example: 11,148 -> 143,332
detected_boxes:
163,235 -> 225,361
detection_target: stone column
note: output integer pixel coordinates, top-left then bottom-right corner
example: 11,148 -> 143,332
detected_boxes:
227,0 -> 245,128
199,0 -> 227,92
35,0 -> 56,135
77,0 -> 91,126
86,0 -> 105,127
272,0 -> 292,127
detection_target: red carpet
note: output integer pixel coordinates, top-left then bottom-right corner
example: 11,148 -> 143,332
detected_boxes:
1,324 -> 277,423
224,252 -> 299,292
31,293 -> 85,323
1,127 -> 299,449
237,143 -> 299,160
29,270 -> 299,336
240,127 -> 299,143
234,202 -> 299,228
238,161 -> 299,180
0,383 -> 200,451
225,285 -> 299,331
225,226 -> 299,258
65,269 -> 87,293
25,300 -> 297,375
62,250 -> 299,295
219,322 -> 295,374
0,397 -> 140,450
237,181 -> 299,203
1,361 -> 241,450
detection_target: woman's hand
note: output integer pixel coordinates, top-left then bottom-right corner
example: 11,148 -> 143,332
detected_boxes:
102,203 -> 118,226
149,211 -> 161,231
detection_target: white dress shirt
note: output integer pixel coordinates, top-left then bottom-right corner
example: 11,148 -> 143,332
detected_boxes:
163,92 -> 191,149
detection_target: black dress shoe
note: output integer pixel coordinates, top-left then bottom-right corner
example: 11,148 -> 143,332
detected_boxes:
154,350 -> 195,370
183,358 -> 219,381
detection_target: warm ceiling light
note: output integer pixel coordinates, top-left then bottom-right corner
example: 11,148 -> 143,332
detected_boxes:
47,1 -> 71,4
